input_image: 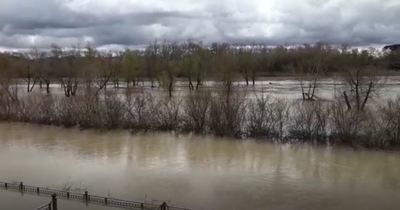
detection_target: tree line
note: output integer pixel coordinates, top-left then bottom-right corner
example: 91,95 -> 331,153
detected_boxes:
0,41 -> 398,97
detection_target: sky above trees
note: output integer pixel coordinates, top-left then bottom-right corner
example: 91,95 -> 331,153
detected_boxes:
1,0 -> 400,49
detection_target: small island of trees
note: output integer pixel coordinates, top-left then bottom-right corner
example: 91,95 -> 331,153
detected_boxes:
1,41 -> 400,149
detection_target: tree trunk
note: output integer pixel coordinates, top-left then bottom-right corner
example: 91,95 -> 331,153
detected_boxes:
196,76 -> 201,90
188,76 -> 194,91
46,82 -> 50,94
343,91 -> 352,110
27,78 -> 31,93
361,81 -> 373,111
168,80 -> 173,97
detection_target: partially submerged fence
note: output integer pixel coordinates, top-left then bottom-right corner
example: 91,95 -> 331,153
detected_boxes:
35,202 -> 52,210
0,181 -> 189,210
34,194 -> 57,210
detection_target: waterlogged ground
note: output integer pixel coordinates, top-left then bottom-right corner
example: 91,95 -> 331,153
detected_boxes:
1,123 -> 400,210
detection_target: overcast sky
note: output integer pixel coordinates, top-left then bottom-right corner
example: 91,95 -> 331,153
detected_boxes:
1,0 -> 400,49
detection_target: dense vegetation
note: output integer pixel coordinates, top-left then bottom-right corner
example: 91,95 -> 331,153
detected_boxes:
1,41 -> 400,149
0,90 -> 400,149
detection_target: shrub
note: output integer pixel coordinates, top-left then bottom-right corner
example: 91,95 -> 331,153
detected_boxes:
247,95 -> 276,138
55,97 -> 79,127
28,94 -> 55,124
103,93 -> 127,129
75,95 -> 103,129
377,97 -> 400,148
125,93 -> 157,130
155,97 -> 182,131
209,92 -> 246,137
330,101 -> 370,146
183,90 -> 211,133
289,101 -> 330,143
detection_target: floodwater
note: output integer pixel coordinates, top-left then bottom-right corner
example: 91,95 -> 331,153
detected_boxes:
1,123 -> 400,210
14,76 -> 400,100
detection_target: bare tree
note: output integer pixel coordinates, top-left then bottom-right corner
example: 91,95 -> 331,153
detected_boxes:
22,47 -> 43,93
237,48 -> 254,86
299,62 -> 322,101
121,50 -> 141,88
111,52 -> 122,89
181,41 -> 199,91
81,45 -> 98,93
94,54 -> 114,96
158,42 -> 181,97
40,56 -> 54,94
341,67 -> 382,111
59,45 -> 81,97
144,41 -> 160,88
211,43 -> 237,95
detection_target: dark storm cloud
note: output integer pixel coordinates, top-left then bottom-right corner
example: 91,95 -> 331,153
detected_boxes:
1,0 -> 400,49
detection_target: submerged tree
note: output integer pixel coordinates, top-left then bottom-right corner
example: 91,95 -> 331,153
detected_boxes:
121,50 -> 141,88
22,47 -> 44,93
81,45 -> 99,93
181,41 -> 199,91
298,60 -> 324,101
237,48 -> 255,86
211,43 -> 238,95
50,44 -> 81,97
144,42 -> 160,88
341,67 -> 382,111
158,42 -> 182,97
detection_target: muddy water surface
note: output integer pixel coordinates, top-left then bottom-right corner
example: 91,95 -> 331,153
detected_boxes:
0,123 -> 400,210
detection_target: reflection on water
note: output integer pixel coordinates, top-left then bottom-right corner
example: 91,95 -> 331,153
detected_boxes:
1,123 -> 400,210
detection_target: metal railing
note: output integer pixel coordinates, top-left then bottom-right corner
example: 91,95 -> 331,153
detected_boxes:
33,193 -> 57,210
0,181 -> 189,210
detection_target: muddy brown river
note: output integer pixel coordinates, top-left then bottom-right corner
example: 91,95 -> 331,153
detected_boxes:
1,123 -> 400,210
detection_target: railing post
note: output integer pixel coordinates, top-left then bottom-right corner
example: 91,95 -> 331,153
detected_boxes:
104,197 -> 108,205
85,191 -> 89,202
19,182 -> 24,192
4,183 -> 7,189
140,203 -> 144,209
48,203 -> 52,210
67,192 -> 70,199
160,202 -> 168,210
36,187 -> 40,194
52,194 -> 58,210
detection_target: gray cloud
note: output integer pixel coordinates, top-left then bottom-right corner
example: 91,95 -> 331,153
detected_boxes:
1,0 -> 400,49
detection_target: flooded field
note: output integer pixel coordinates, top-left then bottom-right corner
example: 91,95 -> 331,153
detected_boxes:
13,76 -> 400,100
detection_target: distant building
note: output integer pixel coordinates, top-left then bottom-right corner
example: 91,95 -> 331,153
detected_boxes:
383,44 -> 400,51
383,44 -> 400,70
